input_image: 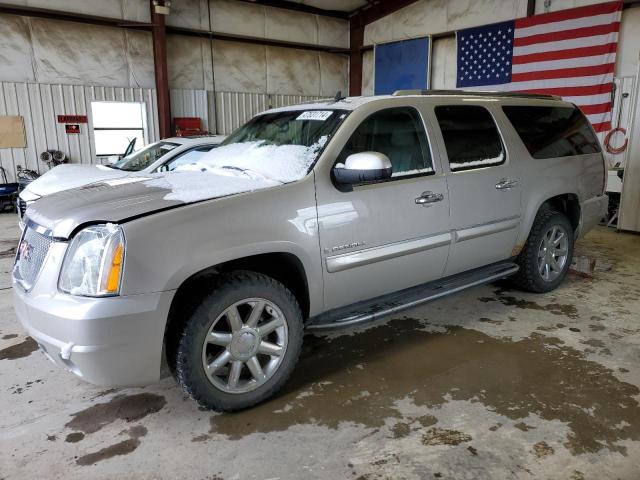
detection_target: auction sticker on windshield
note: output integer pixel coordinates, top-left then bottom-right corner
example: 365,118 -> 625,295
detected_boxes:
296,111 -> 333,121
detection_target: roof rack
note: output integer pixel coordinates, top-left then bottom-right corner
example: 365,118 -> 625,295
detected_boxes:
392,89 -> 561,101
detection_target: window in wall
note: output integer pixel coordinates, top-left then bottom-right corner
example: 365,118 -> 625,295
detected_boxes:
91,101 -> 146,156
337,107 -> 433,178
502,106 -> 601,159
434,105 -> 505,172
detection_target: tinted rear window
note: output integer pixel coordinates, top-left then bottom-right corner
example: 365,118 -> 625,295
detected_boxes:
434,105 -> 505,172
502,106 -> 601,159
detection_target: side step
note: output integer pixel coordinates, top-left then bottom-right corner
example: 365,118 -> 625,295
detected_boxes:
306,262 -> 519,331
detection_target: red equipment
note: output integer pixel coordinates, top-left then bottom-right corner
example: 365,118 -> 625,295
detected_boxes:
174,117 -> 208,137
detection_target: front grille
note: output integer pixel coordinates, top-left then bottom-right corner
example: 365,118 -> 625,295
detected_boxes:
17,198 -> 27,219
13,225 -> 54,291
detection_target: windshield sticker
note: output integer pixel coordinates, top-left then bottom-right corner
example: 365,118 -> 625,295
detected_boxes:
296,111 -> 333,121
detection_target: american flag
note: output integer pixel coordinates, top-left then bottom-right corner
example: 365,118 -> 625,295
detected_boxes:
456,1 -> 622,132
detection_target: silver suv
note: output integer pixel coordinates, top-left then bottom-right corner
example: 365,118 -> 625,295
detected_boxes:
12,91 -> 608,411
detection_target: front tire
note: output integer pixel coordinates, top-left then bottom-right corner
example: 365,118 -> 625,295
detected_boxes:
512,210 -> 574,293
175,271 -> 303,411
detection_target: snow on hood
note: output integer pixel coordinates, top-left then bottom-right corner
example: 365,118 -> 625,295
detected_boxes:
143,140 -> 323,203
22,163 -> 126,197
143,169 -> 280,203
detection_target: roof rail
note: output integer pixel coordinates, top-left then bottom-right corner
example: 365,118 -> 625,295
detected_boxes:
392,89 -> 561,101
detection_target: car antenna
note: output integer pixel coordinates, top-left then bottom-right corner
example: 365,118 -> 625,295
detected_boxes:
334,90 -> 346,102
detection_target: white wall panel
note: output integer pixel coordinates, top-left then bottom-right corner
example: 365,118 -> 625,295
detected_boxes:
167,35 -> 210,90
0,0 -> 150,22
365,0 -> 528,46
617,8 -> 640,79
167,0 -> 209,30
210,0 -> 348,49
212,41 -> 267,93
0,82 -> 158,181
30,18 -> 129,87
0,15 -> 35,83
431,36 -> 457,89
362,50 -> 374,96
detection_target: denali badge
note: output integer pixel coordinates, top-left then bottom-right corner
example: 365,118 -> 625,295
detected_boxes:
325,241 -> 366,253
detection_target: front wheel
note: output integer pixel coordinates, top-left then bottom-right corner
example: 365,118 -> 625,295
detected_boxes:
175,271 -> 303,411
512,210 -> 574,293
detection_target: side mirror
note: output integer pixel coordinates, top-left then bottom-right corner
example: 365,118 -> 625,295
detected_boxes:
333,152 -> 392,185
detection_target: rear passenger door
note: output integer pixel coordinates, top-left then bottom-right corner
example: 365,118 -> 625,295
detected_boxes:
432,104 -> 522,275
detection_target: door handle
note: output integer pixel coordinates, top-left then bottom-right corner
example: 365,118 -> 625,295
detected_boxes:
415,191 -> 444,205
495,178 -> 519,190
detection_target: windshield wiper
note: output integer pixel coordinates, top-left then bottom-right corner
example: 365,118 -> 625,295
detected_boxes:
218,165 -> 281,183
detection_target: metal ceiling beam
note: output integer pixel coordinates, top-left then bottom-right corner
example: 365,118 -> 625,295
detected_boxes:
233,0 -> 349,19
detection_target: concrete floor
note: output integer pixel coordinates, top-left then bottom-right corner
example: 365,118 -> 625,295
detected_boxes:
1,213 -> 639,480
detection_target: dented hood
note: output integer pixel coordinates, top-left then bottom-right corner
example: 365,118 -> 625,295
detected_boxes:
26,171 -> 280,238
21,164 -> 127,198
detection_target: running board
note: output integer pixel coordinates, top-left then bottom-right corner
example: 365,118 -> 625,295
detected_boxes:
306,262 -> 519,331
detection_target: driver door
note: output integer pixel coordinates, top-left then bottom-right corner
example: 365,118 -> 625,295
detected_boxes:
314,105 -> 451,311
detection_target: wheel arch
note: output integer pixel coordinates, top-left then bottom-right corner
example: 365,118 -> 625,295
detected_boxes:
516,192 -> 581,255
163,251 -> 311,371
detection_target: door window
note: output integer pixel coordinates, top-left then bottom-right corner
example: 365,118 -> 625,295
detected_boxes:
337,107 -> 433,179
435,105 -> 505,172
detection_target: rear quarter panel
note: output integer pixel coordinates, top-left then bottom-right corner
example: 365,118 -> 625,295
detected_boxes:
492,99 -> 605,247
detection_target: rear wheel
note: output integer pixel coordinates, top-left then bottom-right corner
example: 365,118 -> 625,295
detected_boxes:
175,271 -> 303,411
512,210 -> 574,293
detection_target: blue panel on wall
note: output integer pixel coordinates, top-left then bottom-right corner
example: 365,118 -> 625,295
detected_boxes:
374,37 -> 430,95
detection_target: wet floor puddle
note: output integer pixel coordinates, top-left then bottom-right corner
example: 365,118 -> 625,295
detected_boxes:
0,337 -> 37,360
208,318 -> 640,456
64,393 -> 166,466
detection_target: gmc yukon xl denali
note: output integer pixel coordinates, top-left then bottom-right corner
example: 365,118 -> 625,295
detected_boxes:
12,91 -> 608,411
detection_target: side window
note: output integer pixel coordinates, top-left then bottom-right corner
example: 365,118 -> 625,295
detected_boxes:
502,106 -> 601,159
159,145 -> 216,172
337,107 -> 433,178
434,105 -> 505,172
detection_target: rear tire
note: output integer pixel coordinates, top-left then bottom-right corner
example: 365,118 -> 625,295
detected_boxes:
511,210 -> 574,293
175,271 -> 303,411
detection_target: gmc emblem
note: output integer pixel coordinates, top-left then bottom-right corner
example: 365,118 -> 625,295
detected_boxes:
18,240 -> 33,261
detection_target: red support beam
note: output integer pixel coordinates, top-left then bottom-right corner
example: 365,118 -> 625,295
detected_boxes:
348,0 -> 421,96
150,1 -> 171,139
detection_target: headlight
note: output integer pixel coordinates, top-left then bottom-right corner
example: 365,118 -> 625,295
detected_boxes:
59,224 -> 125,297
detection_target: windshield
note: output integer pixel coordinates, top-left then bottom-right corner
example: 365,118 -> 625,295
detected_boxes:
110,141 -> 180,171
174,109 -> 348,183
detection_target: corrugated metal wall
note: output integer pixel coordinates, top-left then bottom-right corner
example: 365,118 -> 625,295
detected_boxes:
0,83 -> 324,182
0,81 -> 158,182
214,91 -> 323,135
169,89 -> 324,136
